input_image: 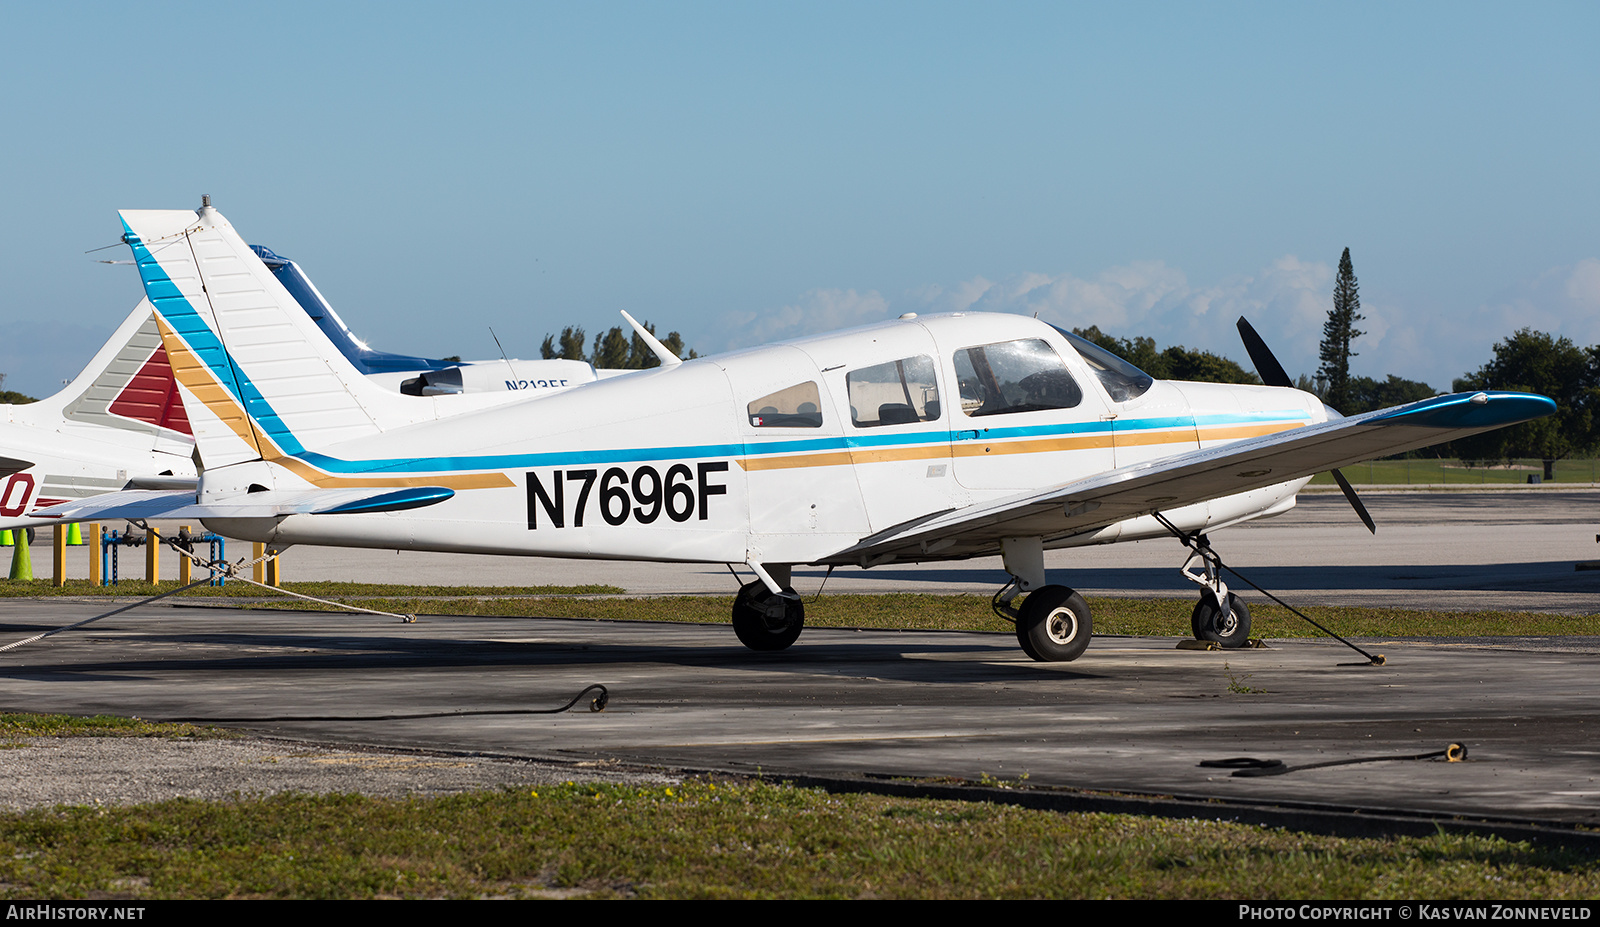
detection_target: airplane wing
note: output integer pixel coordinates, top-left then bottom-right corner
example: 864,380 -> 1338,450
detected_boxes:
25,485 -> 455,524
823,390 -> 1556,566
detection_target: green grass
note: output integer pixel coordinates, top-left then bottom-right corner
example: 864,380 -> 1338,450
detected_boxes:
3,581 -> 1594,638
1309,458 -> 1600,485
0,781 -> 1596,899
0,579 -> 623,598
215,592 -> 1600,639
0,712 -> 228,743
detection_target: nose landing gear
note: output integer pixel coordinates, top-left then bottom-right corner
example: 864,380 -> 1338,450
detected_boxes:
1171,524 -> 1253,649
1191,589 -> 1252,648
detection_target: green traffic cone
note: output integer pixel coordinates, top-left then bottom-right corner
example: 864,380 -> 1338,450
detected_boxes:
8,531 -> 31,581
66,522 -> 83,546
0,529 -> 12,547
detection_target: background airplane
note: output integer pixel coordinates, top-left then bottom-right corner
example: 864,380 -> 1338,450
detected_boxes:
248,242 -> 604,398
32,204 -> 1557,663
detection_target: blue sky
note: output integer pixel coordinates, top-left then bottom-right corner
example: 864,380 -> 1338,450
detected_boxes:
2,1 -> 1596,398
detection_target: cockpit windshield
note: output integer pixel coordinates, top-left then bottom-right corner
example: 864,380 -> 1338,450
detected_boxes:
1052,326 -> 1155,402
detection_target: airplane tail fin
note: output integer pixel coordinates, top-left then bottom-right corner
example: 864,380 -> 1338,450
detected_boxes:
119,204 -> 426,470
14,299 -> 193,445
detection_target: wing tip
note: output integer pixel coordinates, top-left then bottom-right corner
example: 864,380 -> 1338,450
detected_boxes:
1370,391 -> 1556,429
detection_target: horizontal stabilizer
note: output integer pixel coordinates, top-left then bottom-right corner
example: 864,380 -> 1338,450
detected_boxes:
827,390 -> 1556,565
124,475 -> 200,491
27,486 -> 454,524
0,458 -> 31,479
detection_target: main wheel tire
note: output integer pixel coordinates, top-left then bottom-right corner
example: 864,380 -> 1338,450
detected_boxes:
1015,585 -> 1092,662
731,580 -> 805,652
1191,593 -> 1251,648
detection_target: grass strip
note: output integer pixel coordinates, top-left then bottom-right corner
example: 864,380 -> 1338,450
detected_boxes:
220,592 -> 1600,639
0,712 -> 228,743
1,781 -> 1597,899
0,579 -> 623,598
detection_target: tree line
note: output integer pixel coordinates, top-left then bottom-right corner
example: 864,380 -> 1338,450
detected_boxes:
1082,248 -> 1600,473
0,373 -> 37,405
539,322 -> 697,369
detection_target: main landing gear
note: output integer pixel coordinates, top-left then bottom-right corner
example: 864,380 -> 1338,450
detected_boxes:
1178,531 -> 1252,648
731,564 -> 805,652
993,537 -> 1094,662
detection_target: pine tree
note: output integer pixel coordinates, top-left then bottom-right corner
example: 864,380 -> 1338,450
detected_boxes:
1318,247 -> 1365,411
591,327 -> 631,369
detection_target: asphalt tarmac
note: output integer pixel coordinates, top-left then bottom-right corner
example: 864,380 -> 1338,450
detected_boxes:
3,489 -> 1597,832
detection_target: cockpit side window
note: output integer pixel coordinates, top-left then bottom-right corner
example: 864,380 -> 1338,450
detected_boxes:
953,339 -> 1082,417
847,355 -> 941,427
747,381 -> 824,428
1052,326 -> 1155,402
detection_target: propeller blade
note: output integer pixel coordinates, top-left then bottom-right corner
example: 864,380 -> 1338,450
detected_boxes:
1236,317 -> 1294,389
1234,318 -> 1372,531
1331,468 -> 1377,534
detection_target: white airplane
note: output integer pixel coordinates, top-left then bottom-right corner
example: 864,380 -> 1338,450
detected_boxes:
29,204 -> 1557,662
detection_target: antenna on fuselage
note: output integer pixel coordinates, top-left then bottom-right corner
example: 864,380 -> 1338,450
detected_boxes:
489,327 -> 519,381
620,311 -> 683,368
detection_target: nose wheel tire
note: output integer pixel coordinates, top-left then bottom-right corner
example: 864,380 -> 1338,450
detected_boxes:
732,580 -> 805,652
1015,585 -> 1093,662
1191,592 -> 1251,648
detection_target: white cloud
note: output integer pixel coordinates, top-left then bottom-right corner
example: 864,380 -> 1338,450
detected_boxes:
711,254 -> 1600,393
717,288 -> 892,349
1371,257 -> 1600,388
902,258 -> 1336,377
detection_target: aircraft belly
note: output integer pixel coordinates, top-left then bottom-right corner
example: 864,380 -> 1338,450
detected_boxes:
264,512 -> 749,563
747,533 -> 878,566
200,517 -> 280,544
1025,478 -> 1304,550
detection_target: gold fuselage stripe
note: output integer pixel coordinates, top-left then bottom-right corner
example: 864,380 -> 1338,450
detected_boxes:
735,422 -> 1303,472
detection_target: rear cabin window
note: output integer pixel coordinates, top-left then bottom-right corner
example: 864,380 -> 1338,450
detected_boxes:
954,339 -> 1083,417
747,382 -> 824,428
847,355 -> 941,427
